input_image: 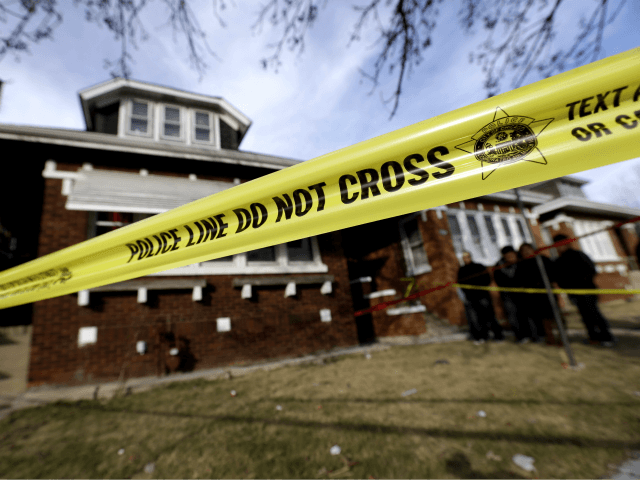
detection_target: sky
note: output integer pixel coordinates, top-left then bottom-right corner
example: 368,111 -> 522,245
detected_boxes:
0,0 -> 639,208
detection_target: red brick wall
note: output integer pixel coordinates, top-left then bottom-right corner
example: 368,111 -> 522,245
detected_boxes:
28,170 -> 357,387
354,209 -> 465,336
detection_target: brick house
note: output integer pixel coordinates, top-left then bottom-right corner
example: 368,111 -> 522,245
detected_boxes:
347,177 -> 640,336
0,78 -> 638,387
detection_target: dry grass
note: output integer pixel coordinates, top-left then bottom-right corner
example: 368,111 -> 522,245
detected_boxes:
1,338 -> 639,479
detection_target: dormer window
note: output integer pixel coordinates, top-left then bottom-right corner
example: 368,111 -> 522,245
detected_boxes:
194,111 -> 212,143
162,106 -> 182,139
128,100 -> 152,137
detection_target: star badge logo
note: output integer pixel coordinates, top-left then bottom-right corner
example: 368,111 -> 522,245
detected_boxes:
455,107 -> 554,180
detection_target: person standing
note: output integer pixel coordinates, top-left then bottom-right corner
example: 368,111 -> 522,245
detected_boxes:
457,251 -> 504,344
516,243 -> 560,345
494,245 -> 532,343
552,234 -> 617,347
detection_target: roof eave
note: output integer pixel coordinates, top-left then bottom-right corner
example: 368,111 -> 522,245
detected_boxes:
532,197 -> 640,218
0,123 -> 298,170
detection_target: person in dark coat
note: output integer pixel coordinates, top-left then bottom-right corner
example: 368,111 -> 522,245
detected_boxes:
458,251 -> 504,344
552,234 -> 616,347
516,243 -> 560,345
494,245 -> 532,343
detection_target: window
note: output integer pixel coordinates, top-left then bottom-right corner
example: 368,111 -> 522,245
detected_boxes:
193,111 -> 212,143
155,237 -> 327,275
247,246 -> 277,263
447,209 -> 532,264
574,220 -> 619,261
129,100 -> 151,135
162,106 -> 182,139
287,238 -> 314,262
88,212 -> 153,239
466,214 -> 485,257
399,216 -> 431,275
484,215 -> 497,244
501,217 -> 513,246
447,214 -> 464,255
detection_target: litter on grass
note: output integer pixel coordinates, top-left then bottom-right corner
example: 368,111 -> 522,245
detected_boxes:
512,454 -> 536,472
117,449 -> 125,455
477,410 -> 487,417
365,353 -> 372,360
486,451 -> 502,461
230,390 -> 237,397
330,445 -> 341,455
144,462 -> 155,474
401,388 -> 417,397
276,405 -> 282,411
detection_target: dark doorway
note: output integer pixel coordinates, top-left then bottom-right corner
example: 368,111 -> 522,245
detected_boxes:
350,279 -> 376,344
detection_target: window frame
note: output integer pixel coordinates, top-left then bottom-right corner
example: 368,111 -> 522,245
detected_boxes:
447,208 -> 532,265
153,237 -> 327,275
159,103 -> 185,142
574,219 -> 620,262
399,213 -> 432,276
192,110 -> 215,145
87,211 -> 153,239
126,99 -> 153,138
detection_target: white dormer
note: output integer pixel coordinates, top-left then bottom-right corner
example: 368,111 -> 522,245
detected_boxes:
78,78 -> 251,150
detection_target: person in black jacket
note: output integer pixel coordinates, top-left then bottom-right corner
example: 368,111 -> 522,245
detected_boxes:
516,243 -> 561,345
553,234 -> 616,347
494,245 -> 532,343
458,251 -> 504,344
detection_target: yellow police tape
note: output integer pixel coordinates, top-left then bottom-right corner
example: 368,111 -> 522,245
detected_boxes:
1,47 -> 639,309
455,284 -> 640,295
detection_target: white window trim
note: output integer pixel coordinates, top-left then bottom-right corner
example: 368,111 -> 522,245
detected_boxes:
159,103 -> 185,142
574,220 -> 620,262
192,110 -> 215,145
151,237 -> 328,275
448,209 -> 532,265
399,214 -> 432,276
126,98 -> 154,138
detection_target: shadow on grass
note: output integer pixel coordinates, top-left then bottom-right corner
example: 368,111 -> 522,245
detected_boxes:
0,332 -> 16,345
445,451 -> 528,479
259,396 -> 640,407
561,331 -> 640,358
47,401 -> 640,451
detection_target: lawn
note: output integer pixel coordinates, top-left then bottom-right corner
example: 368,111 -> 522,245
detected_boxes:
1,336 -> 640,479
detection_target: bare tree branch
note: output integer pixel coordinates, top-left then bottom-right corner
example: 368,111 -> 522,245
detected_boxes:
252,0 -> 325,72
0,0 -> 629,117
0,0 -> 224,80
